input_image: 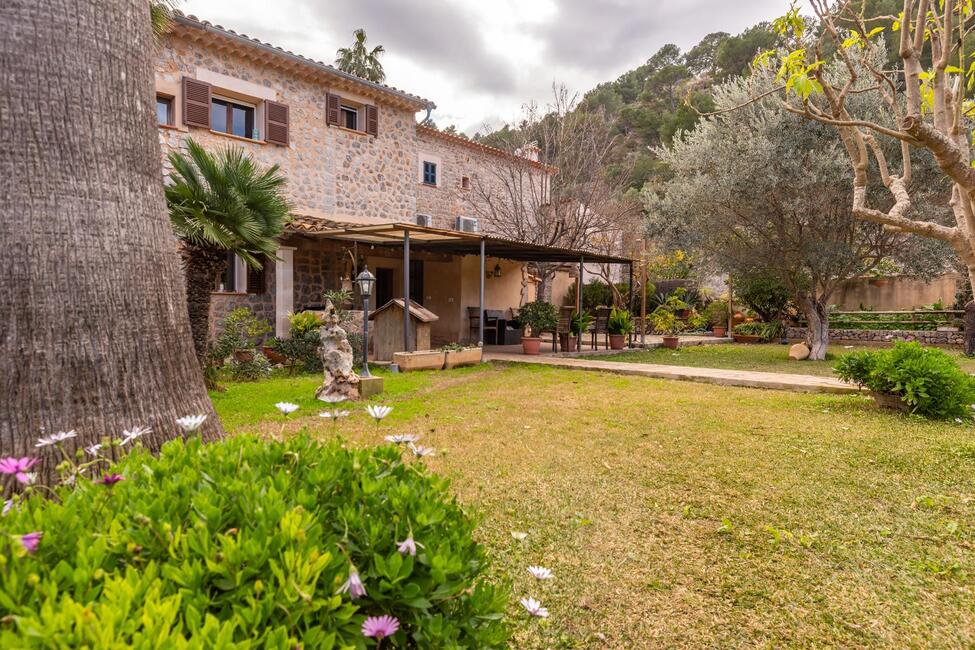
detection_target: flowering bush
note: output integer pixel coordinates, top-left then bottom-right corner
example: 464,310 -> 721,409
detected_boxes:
0,435 -> 508,647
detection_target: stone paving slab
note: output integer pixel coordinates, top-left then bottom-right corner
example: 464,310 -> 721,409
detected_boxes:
483,352 -> 859,395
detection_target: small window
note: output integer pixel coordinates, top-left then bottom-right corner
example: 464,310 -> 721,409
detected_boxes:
461,175 -> 470,190
341,104 -> 358,130
217,251 -> 238,292
423,161 -> 438,186
211,97 -> 256,139
156,95 -> 173,125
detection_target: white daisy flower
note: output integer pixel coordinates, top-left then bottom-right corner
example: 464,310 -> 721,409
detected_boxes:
35,430 -> 78,447
366,405 -> 393,422
511,531 -> 528,541
2,500 -> 13,516
275,402 -> 300,415
176,414 -> 207,433
120,425 -> 151,446
85,443 -> 103,456
385,433 -> 421,444
319,410 -> 350,421
527,566 -> 554,580
408,443 -> 435,458
520,597 -> 549,618
318,394 -> 348,404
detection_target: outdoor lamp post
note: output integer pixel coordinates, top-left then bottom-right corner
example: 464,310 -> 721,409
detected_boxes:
356,266 -> 376,378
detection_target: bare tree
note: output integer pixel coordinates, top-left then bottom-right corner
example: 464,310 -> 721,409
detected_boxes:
754,1 -> 975,352
1,0 -> 223,477
470,86 -> 638,302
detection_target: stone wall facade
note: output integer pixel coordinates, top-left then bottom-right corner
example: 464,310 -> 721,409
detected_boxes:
415,126 -> 552,233
786,326 -> 965,346
155,33 -> 417,220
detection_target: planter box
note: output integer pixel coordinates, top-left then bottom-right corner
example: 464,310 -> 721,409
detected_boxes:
392,350 -> 446,372
233,348 -> 255,363
661,336 -> 679,349
443,347 -> 482,369
712,326 -> 727,337
262,346 -> 286,365
732,334 -> 763,344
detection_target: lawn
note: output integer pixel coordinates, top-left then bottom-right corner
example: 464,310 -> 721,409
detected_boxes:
214,365 -> 975,648
583,342 -> 975,377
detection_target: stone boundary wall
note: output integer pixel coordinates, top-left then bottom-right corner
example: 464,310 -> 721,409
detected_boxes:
786,326 -> 964,346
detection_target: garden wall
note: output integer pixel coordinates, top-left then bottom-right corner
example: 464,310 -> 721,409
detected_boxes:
786,326 -> 964,346
831,273 -> 962,311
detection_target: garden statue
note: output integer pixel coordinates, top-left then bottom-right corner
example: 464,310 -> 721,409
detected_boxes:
315,300 -> 360,401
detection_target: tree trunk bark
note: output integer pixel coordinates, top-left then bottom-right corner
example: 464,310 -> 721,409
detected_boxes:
1,0 -> 223,479
534,262 -> 554,303
181,245 -> 227,364
802,298 -> 830,361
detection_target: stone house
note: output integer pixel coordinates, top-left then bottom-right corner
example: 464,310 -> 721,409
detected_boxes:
155,14 -> 626,348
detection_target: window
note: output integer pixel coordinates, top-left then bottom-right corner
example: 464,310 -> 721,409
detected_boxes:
217,251 -> 238,292
341,104 -> 359,130
156,95 -> 173,125
211,97 -> 256,139
461,175 -> 470,190
422,161 -> 438,186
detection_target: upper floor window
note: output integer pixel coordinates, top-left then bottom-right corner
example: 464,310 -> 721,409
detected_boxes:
461,175 -> 470,190
422,161 -> 438,186
156,95 -> 173,125
341,104 -> 359,130
211,97 -> 256,139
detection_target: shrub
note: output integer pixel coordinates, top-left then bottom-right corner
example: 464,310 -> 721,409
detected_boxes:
736,272 -> 792,323
0,435 -> 509,647
702,300 -> 729,327
732,322 -> 766,337
228,350 -> 273,381
288,310 -> 324,335
649,306 -> 682,335
518,300 -> 558,336
212,307 -> 272,361
834,342 -> 975,420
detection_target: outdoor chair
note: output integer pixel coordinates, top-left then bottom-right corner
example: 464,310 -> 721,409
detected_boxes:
467,307 -> 498,345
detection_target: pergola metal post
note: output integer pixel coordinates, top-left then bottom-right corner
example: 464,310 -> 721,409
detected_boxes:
628,261 -> 635,347
577,256 -> 584,351
403,229 -> 411,352
640,241 -> 647,348
479,239 -> 486,346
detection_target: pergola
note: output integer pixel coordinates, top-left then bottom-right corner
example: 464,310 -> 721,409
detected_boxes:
316,222 -> 634,351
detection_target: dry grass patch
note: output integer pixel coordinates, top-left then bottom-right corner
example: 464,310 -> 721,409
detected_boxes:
215,365 -> 975,648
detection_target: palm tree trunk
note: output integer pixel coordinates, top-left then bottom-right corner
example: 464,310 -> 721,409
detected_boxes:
1,0 -> 223,478
181,244 -> 228,364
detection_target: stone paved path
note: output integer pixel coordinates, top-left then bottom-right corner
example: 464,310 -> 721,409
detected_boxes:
483,352 -> 858,394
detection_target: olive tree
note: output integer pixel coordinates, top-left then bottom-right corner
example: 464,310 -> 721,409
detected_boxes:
755,0 -> 975,353
646,72 -> 901,359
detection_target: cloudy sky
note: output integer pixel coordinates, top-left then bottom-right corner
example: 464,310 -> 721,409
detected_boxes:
182,0 -> 792,135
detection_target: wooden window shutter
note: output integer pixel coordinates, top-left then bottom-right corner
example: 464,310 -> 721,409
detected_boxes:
246,258 -> 266,294
326,93 -> 341,126
182,77 -> 211,128
265,100 -> 289,145
365,104 -> 378,136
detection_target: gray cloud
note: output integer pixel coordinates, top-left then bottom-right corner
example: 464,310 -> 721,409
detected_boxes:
310,0 -> 519,95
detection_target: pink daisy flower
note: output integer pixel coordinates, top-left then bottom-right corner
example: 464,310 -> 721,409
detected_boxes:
362,615 -> 399,639
20,531 -> 42,554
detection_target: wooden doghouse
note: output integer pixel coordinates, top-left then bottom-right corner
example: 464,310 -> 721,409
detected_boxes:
369,299 -> 439,361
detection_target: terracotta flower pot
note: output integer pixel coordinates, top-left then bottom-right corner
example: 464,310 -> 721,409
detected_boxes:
609,334 -> 625,350
560,333 -> 578,352
233,348 -> 255,363
522,336 -> 543,355
712,326 -> 727,337
662,335 -> 679,349
732,334 -> 762,344
263,346 -> 286,364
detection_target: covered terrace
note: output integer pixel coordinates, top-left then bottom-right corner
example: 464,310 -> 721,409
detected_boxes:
308,221 -> 634,352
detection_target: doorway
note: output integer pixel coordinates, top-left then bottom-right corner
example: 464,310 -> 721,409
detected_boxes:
375,268 -> 393,307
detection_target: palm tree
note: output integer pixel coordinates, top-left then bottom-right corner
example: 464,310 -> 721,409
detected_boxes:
165,139 -> 291,364
2,0 -> 222,470
150,0 -> 177,39
335,28 -> 387,83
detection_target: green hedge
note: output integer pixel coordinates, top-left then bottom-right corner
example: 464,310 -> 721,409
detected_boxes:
0,435 -> 508,648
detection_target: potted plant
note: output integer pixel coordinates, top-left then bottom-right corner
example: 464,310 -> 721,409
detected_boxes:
607,307 -> 634,350
393,349 -> 446,371
262,337 -> 287,364
666,287 -> 691,319
518,300 -> 559,355
560,310 -> 594,353
702,299 -> 729,337
441,342 -> 483,369
650,306 -> 684,349
213,307 -> 272,364
732,321 -> 765,343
